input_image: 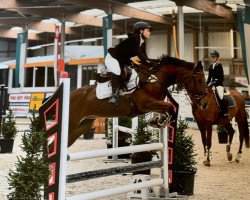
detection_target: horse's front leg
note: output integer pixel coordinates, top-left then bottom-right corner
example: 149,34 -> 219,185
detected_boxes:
132,92 -> 175,128
224,123 -> 235,162
196,121 -> 207,156
203,121 -> 213,166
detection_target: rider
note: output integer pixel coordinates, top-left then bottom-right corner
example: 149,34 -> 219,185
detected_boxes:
105,21 -> 156,105
206,49 -> 229,118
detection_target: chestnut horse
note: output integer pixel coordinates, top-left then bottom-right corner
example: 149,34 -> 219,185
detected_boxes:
67,56 -> 207,147
189,87 -> 250,166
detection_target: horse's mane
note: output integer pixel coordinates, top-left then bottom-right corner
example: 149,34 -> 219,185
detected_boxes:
158,54 -> 195,70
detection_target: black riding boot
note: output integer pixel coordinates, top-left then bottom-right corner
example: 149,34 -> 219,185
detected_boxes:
219,98 -> 229,118
109,74 -> 120,105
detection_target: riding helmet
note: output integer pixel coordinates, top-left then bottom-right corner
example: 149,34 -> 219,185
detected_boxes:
133,21 -> 152,34
210,49 -> 219,57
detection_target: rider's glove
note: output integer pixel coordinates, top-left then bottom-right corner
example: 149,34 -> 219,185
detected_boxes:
130,56 -> 141,65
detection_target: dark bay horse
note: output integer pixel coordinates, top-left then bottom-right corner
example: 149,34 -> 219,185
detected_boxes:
68,56 -> 207,147
189,87 -> 250,166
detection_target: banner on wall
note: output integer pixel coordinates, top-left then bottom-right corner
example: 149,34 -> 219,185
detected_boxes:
29,93 -> 45,111
9,93 -> 46,116
15,31 -> 28,88
237,5 -> 250,83
9,93 -> 31,116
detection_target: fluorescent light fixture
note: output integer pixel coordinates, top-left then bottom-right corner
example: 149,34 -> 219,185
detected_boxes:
115,34 -> 127,39
28,29 -> 42,34
41,18 -> 59,24
65,21 -> 75,27
81,9 -> 106,16
11,26 -> 23,31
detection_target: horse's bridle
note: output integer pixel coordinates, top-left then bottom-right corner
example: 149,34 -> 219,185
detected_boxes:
183,70 -> 207,101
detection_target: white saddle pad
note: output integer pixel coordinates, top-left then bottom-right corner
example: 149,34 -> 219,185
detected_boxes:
96,68 -> 139,99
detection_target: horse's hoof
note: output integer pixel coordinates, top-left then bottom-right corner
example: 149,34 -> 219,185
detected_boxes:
158,114 -> 174,127
227,153 -> 233,161
147,116 -> 160,128
203,160 -> 211,167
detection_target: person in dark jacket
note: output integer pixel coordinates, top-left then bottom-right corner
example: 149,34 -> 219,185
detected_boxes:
105,21 -> 155,105
206,50 -> 229,118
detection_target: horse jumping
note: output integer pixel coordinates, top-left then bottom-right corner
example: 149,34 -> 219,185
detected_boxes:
67,56 -> 207,147
189,87 -> 250,166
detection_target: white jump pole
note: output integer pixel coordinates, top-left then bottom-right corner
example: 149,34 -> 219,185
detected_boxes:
69,143 -> 164,161
58,78 -> 70,200
66,178 -> 164,200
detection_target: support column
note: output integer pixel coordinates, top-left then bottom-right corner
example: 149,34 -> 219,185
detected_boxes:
102,14 -> 113,57
60,22 -> 65,60
77,65 -> 82,89
194,31 -> 199,63
198,14 -> 205,61
230,29 -> 234,59
177,6 -> 184,59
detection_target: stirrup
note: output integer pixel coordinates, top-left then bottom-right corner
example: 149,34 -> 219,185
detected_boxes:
222,113 -> 229,118
109,94 -> 119,105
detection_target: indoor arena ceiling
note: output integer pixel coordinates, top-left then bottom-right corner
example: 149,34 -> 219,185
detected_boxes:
0,0 -> 247,46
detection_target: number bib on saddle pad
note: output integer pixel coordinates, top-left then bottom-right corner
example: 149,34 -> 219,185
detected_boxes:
96,66 -> 139,99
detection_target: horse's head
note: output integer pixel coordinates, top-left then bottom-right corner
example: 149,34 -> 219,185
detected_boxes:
186,61 -> 207,101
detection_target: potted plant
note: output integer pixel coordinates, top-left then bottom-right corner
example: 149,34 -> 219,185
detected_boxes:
8,111 -> 50,199
170,118 -> 197,195
131,115 -> 158,175
217,124 -> 228,144
0,109 -> 17,153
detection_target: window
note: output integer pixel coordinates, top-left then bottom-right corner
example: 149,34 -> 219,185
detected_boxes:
25,68 -> 33,87
65,65 -> 77,91
47,67 -> 55,87
82,65 -> 97,86
35,67 -> 45,87
0,69 -> 8,85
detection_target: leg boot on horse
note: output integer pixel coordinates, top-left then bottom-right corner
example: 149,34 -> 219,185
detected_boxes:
109,73 -> 120,105
224,123 -> 235,161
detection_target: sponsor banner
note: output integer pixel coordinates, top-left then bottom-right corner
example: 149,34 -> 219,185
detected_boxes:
29,93 -> 45,111
9,93 -> 46,116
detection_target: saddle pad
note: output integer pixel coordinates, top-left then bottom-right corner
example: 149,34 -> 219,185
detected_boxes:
96,68 -> 139,99
214,93 -> 235,109
225,95 -> 235,108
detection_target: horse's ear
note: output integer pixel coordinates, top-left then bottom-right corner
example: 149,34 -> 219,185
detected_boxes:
195,61 -> 203,71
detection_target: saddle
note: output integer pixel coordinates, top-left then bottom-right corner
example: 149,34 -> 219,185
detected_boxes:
96,66 -> 133,90
213,89 -> 235,108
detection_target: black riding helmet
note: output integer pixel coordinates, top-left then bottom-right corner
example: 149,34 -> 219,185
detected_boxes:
210,49 -> 219,57
133,21 -> 153,34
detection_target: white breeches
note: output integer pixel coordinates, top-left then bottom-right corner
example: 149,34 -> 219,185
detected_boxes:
216,86 -> 224,99
104,53 -> 121,75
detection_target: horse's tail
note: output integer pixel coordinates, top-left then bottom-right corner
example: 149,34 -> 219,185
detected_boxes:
243,113 -> 250,148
